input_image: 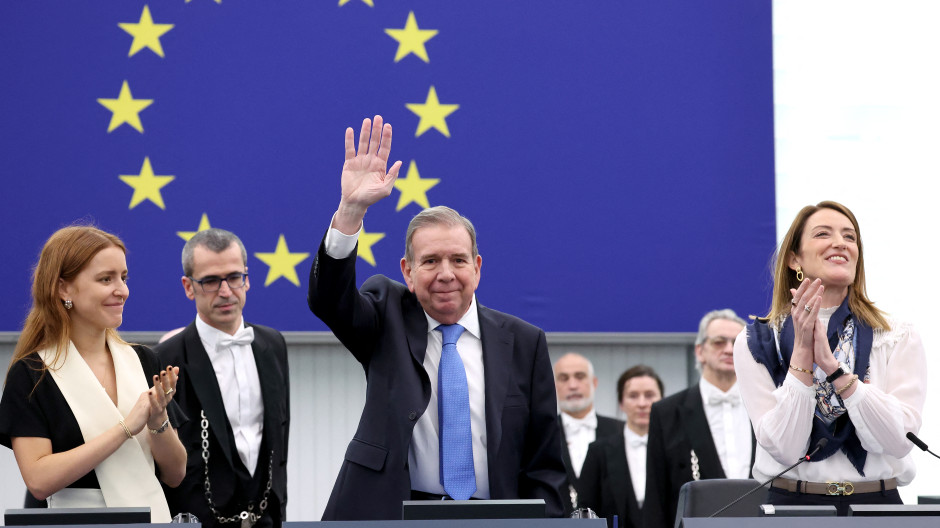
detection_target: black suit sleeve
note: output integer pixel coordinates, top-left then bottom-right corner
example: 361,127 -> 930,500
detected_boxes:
277,330 -> 290,519
519,329 -> 568,518
307,238 -> 383,363
644,403 -> 670,528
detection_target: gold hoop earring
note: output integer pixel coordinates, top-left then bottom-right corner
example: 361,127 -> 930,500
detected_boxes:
64,299 -> 73,310
795,267 -> 804,282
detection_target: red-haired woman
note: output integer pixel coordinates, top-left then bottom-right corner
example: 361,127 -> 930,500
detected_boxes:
0,226 -> 186,522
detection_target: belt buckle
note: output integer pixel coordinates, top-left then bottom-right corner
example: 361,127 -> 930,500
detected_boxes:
826,481 -> 855,496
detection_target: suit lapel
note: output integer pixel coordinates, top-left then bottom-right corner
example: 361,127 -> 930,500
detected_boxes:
182,322 -> 237,469
557,416 -> 577,487
596,416 -> 624,439
249,325 -> 283,456
479,305 -> 513,470
681,383 -> 726,479
604,435 -> 634,521
403,294 -> 429,368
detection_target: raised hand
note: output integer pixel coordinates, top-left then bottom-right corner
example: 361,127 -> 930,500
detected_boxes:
789,278 -> 824,378
146,366 -> 179,429
811,315 -> 838,374
335,115 -> 403,233
790,278 -> 823,351
125,392 -> 154,435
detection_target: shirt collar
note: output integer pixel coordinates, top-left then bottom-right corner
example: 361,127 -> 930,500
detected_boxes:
424,295 -> 481,340
561,409 -> 598,431
699,376 -> 740,401
623,425 -> 648,447
195,314 -> 246,355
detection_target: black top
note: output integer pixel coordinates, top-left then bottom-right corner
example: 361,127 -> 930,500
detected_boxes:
0,344 -> 185,491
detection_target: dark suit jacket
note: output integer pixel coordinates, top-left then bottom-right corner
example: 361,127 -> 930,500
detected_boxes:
579,432 -> 642,528
308,239 -> 566,520
643,383 -> 755,528
558,413 -> 624,512
154,321 -> 290,527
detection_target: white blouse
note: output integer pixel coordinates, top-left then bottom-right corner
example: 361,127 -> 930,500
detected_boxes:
733,316 -> 926,485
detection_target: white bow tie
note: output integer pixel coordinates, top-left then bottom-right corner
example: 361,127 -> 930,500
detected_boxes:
628,435 -> 648,449
217,326 -> 255,351
708,392 -> 741,407
563,415 -> 597,436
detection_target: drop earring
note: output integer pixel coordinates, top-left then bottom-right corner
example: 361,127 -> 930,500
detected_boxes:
64,299 -> 73,310
795,267 -> 804,282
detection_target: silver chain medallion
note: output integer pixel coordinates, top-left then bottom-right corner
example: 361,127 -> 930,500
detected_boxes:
200,410 -> 275,526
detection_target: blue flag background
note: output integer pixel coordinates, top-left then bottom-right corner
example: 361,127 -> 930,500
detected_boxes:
0,0 -> 775,332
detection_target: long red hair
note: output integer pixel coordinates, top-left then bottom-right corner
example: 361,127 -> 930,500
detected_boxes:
10,226 -> 128,375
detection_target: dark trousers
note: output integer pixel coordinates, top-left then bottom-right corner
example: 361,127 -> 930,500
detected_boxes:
766,486 -> 902,516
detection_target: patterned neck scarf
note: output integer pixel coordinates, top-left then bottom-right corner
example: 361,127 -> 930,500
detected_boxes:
746,295 -> 873,475
813,318 -> 855,424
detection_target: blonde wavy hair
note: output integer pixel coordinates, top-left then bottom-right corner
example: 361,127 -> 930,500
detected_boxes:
764,201 -> 888,330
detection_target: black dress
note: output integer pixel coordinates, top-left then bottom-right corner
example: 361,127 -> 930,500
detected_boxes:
0,344 -> 185,503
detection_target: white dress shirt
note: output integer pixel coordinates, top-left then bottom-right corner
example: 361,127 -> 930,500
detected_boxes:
561,409 -> 598,478
623,426 -> 648,507
734,315 -> 926,485
699,378 -> 752,479
196,316 -> 264,475
325,222 -> 491,498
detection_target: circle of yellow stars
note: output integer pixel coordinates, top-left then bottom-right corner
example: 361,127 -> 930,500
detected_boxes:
331,4 -> 460,267
102,3 -> 313,287
100,3 -> 459,281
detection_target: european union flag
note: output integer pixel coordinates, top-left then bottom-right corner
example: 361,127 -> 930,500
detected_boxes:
0,1 -> 775,332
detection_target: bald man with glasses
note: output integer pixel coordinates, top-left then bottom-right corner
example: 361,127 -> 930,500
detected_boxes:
155,228 -> 290,528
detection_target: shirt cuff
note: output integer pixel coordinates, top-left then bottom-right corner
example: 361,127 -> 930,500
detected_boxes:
839,379 -> 867,410
783,373 -> 817,396
324,214 -> 361,259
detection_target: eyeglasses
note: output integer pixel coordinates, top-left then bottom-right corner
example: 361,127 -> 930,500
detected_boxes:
188,272 -> 248,293
703,336 -> 736,348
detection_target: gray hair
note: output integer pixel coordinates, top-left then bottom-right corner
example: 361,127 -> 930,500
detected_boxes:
181,228 -> 247,276
553,352 -> 596,379
694,309 -> 746,345
404,206 -> 478,264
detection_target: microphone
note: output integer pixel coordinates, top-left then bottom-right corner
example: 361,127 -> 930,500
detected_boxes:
708,438 -> 828,518
907,432 -> 940,461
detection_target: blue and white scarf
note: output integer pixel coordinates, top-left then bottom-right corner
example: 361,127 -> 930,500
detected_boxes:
746,296 -> 872,475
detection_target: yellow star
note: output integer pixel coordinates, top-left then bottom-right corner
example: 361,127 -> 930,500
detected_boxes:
405,86 -> 459,138
177,213 -> 212,242
254,235 -> 310,287
385,11 -> 438,63
119,157 -> 175,209
97,80 -> 153,133
393,161 -> 439,211
338,0 -> 374,6
357,230 -> 385,267
118,5 -> 174,58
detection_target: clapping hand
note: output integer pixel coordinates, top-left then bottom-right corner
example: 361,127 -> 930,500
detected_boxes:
789,279 -> 838,374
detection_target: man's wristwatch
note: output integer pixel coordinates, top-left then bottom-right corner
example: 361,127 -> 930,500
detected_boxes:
825,362 -> 850,383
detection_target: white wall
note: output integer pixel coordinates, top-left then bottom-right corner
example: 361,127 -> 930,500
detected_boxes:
0,333 -> 694,523
773,0 -> 940,502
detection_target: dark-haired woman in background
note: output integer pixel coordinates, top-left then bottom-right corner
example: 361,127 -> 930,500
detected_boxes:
0,226 -> 186,522
735,201 -> 926,515
579,365 -> 664,528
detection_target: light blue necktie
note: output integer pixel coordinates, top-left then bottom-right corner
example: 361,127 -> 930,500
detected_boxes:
437,323 -> 476,500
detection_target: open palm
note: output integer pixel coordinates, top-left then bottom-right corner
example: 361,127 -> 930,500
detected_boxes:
341,115 -> 403,209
